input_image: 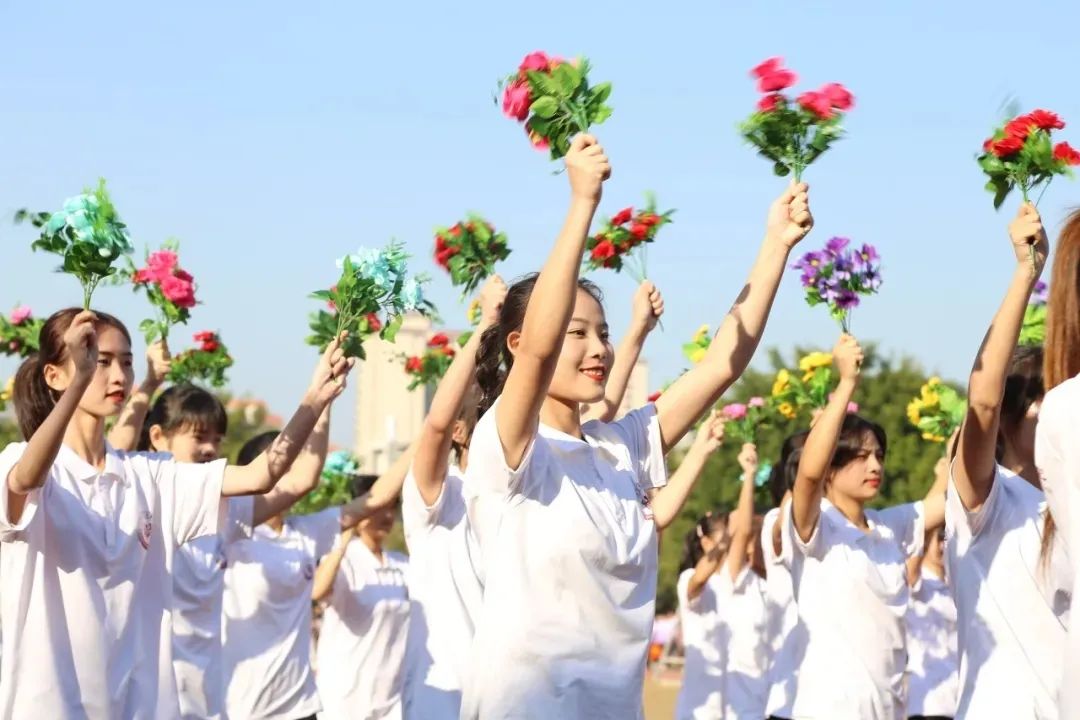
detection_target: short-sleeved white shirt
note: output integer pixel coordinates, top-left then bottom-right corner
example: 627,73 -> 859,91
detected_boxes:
761,505 -> 805,718
0,441 -> 225,719
1036,375 -> 1080,719
783,498 -> 924,720
674,565 -> 771,720
946,465 -> 1069,719
316,540 -> 410,720
401,466 -> 484,719
904,567 -> 958,717
460,402 -> 667,720
172,495 -> 254,720
222,507 -> 341,720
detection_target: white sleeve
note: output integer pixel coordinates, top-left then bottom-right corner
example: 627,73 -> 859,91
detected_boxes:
877,501 -> 926,557
1036,385 -> 1073,551
761,507 -> 785,567
402,469 -> 445,532
464,401 -> 539,498
784,496 -> 825,560
606,404 -> 667,490
946,464 -> 1005,544
677,568 -> 703,612
292,506 -> 343,559
0,443 -> 41,538
221,495 -> 255,547
167,458 -> 227,546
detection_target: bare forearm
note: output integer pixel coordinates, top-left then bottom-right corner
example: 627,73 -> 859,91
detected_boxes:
312,532 -> 351,601
793,378 -> 855,538
224,391 -> 324,496
651,443 -> 710,530
10,376 -> 89,495
251,407 -> 331,525
340,444 -> 414,527
727,468 -> 756,579
687,547 -> 723,600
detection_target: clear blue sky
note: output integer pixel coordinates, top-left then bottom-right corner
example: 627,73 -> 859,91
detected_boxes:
3,1 -> 1079,446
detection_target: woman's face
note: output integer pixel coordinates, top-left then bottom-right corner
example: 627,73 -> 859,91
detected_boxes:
828,430 -> 885,503
47,326 -> 134,420
549,289 -> 613,405
358,507 -> 396,547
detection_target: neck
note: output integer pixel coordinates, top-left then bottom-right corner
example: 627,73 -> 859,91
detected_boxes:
539,395 -> 583,438
1001,445 -> 1039,488
360,531 -> 383,558
922,555 -> 945,579
825,487 -> 869,530
265,514 -> 285,533
63,408 -> 108,470
458,447 -> 469,472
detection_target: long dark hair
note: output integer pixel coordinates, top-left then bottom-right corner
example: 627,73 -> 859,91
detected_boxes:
13,307 -> 131,440
679,511 -> 728,573
139,384 -> 228,451
237,430 -> 278,466
769,431 -> 809,506
475,273 -> 604,419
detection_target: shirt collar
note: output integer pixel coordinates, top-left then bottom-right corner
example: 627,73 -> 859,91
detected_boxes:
821,498 -> 876,544
60,442 -> 129,486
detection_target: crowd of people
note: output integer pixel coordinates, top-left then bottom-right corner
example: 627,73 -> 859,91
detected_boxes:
2,131 -> 1079,720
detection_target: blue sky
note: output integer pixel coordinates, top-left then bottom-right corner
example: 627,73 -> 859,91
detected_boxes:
3,1 -> 1079,446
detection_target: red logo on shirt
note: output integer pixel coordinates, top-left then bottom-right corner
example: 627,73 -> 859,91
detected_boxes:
138,511 -> 153,550
639,490 -> 655,522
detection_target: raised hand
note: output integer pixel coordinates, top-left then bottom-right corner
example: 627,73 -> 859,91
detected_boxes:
737,443 -> 759,475
565,134 -> 611,204
1008,202 -> 1049,275
833,334 -> 864,383
766,182 -> 813,248
64,311 -> 99,378
694,410 -> 725,453
478,274 -> 508,328
631,280 -> 665,333
309,332 -> 355,405
145,339 -> 173,387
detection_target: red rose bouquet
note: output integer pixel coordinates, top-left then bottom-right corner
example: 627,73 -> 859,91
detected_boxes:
125,241 -> 197,343
434,215 -> 511,299
0,305 -> 43,358
979,108 -> 1079,209
498,51 -> 613,160
402,332 -> 459,391
740,57 -> 854,181
168,331 -> 233,388
584,194 -> 674,281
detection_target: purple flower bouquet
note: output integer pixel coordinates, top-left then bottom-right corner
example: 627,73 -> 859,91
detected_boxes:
791,237 -> 881,332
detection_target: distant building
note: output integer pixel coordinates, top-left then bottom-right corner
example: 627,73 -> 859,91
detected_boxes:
353,313 -> 651,473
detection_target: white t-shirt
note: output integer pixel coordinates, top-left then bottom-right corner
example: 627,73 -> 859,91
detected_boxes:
316,540 -> 410,720
904,566 -> 958,717
1036,374 -> 1080,719
0,442 -> 225,719
760,505 -> 805,718
674,565 -> 772,720
946,465 -> 1069,719
783,498 -> 924,720
461,402 -> 667,720
172,495 -> 254,720
222,507 -> 341,720
401,466 -> 484,720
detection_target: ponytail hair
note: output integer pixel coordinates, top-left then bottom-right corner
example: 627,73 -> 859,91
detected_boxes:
679,510 -> 728,573
1045,208 -> 1080,392
475,273 -> 604,419
13,307 -> 130,440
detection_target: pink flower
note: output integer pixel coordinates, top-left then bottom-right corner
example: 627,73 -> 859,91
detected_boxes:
748,397 -> 765,408
757,93 -> 782,112
820,82 -> 854,111
519,51 -> 551,74
133,269 -> 156,284
527,126 -> 549,151
9,306 -> 31,325
797,91 -> 834,120
147,250 -> 178,276
847,402 -> 859,414
758,70 -> 797,93
502,80 -> 531,122
750,57 -> 785,79
161,275 -> 196,309
722,403 -> 748,420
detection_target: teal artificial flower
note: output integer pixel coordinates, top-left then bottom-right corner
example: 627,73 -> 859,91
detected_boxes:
401,276 -> 426,311
323,450 -> 359,478
754,463 -> 773,488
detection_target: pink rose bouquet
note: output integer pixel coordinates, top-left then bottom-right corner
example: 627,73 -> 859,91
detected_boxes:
720,397 -> 769,443
124,240 -> 197,343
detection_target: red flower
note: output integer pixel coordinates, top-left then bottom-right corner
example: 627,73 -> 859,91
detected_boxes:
982,138 -> 994,154
991,135 -> 1025,157
629,223 -> 649,241
611,207 -> 633,226
527,126 -> 549,151
519,51 -> 551,74
1054,141 -> 1080,166
647,391 -> 662,403
638,213 -> 662,228
797,91 -> 834,120
1028,109 -> 1065,131
435,235 -> 449,253
436,245 -> 460,269
427,333 -> 450,348
758,70 -> 797,93
590,239 -> 617,263
405,356 -> 423,373
365,313 -> 383,333
757,93 -> 782,113
465,222 -> 475,232
194,331 -> 216,343
449,224 -> 463,237
441,346 -> 456,357
1004,115 -> 1033,141
502,79 -> 531,122
201,340 -> 219,353
750,57 -> 785,79
820,82 -> 854,111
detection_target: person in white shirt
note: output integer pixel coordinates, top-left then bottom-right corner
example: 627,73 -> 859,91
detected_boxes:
460,134 -> 814,720
0,308 -> 352,719
108,381 -> 341,720
1036,206 -> 1080,720
786,335 -> 947,720
948,204 -> 1067,720
676,441 -> 772,720
761,431 -> 809,720
905,521 -> 958,720
313,475 -> 410,720
222,432 -> 413,720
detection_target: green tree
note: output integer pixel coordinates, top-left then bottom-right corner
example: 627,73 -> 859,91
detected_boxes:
655,344 -> 957,612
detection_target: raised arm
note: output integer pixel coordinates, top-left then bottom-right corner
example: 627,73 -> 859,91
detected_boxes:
496,135 -> 610,469
792,335 -> 862,542
954,204 -> 1047,511
650,411 -> 724,530
250,405 -> 332,526
107,340 -> 171,450
726,443 -> 759,580
582,281 -> 663,423
312,526 -> 354,601
339,442 -> 415,528
921,452 -> 950,534
222,335 -> 353,496
655,185 -> 812,452
687,524 -> 726,602
413,277 -> 506,505
7,312 -> 98,522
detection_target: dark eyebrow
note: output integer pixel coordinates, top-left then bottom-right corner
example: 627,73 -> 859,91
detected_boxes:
98,352 -> 134,359
569,318 -> 608,329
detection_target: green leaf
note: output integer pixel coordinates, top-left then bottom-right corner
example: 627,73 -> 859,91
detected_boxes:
589,82 -> 612,106
773,162 -> 791,177
592,105 -> 613,125
552,64 -> 583,96
530,96 -> 559,119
